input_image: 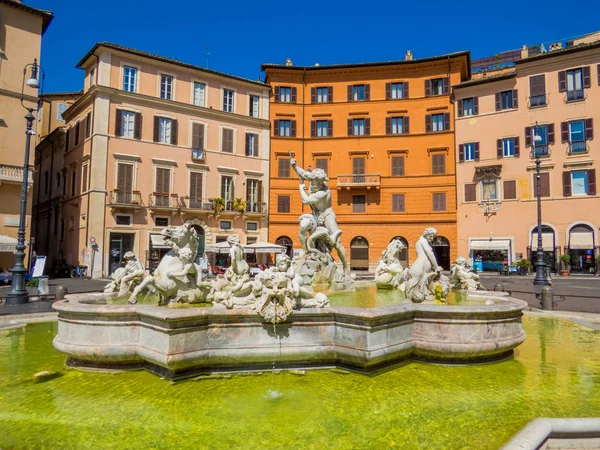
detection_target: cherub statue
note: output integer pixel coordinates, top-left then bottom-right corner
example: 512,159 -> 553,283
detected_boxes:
450,257 -> 483,291
104,251 -> 145,296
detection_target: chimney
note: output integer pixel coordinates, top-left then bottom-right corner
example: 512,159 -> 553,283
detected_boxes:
285,58 -> 292,67
520,45 -> 528,59
405,50 -> 413,61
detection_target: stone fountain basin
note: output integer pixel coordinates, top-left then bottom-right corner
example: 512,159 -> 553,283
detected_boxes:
53,292 -> 527,380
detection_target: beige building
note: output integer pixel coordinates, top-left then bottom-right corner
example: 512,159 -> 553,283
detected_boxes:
0,0 -> 52,270
52,43 -> 270,278
454,39 -> 600,274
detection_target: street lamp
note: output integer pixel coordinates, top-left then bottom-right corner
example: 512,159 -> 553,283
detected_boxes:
6,58 -> 44,305
532,122 -> 548,286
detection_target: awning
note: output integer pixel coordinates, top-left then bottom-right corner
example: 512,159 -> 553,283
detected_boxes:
244,242 -> 286,254
530,232 -> 555,251
469,239 -> 511,251
569,232 -> 594,250
0,234 -> 17,252
150,234 -> 170,249
205,241 -> 232,254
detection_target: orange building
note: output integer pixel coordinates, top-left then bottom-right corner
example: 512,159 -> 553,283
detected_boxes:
262,51 -> 470,270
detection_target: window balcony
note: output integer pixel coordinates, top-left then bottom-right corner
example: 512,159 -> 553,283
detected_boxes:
180,197 -> 213,211
149,193 -> 179,211
529,94 -> 547,108
191,148 -> 205,162
109,190 -> 142,206
245,201 -> 267,214
566,89 -> 584,102
336,174 -> 381,189
0,164 -> 33,185
569,140 -> 587,154
531,145 -> 549,158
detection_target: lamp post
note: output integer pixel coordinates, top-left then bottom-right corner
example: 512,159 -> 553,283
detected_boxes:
6,58 -> 44,305
532,122 -> 548,286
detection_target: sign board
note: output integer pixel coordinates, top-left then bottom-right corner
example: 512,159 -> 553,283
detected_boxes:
31,255 -> 47,278
197,257 -> 208,270
90,237 -> 96,244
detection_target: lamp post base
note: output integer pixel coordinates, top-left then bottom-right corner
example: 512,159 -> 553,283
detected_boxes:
5,291 -> 30,305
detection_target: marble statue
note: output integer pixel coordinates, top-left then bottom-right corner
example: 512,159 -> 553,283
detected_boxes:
289,156 -> 353,291
450,257 -> 483,291
129,223 -> 210,305
374,239 -> 408,289
404,228 -> 450,303
103,251 -> 145,296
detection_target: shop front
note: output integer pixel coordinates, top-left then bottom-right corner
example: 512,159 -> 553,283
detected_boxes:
568,224 -> 596,274
108,232 -> 135,275
469,238 -> 512,272
528,225 -> 557,273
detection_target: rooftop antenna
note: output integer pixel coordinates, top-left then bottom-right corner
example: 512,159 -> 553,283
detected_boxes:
206,45 -> 210,69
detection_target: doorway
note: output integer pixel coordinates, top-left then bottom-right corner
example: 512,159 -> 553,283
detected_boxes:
431,236 -> 450,270
108,233 -> 134,274
350,236 -> 369,270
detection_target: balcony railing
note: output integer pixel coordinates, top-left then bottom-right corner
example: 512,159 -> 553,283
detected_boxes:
566,89 -> 584,102
191,148 -> 205,161
529,94 -> 547,108
531,145 -> 549,158
569,140 -> 587,154
109,190 -> 142,206
245,202 -> 267,213
149,193 -> 179,209
180,197 -> 214,211
336,174 -> 381,188
0,164 -> 33,185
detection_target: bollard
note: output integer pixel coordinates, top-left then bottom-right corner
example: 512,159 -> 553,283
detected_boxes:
541,285 -> 553,310
55,285 -> 68,301
494,283 -> 504,292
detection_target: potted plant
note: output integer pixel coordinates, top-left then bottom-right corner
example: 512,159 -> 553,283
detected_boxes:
211,197 -> 225,214
559,253 -> 571,276
515,259 -> 531,276
233,197 -> 246,214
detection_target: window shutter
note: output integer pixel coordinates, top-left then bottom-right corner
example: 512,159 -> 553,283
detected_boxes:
153,116 -> 159,142
327,120 -> 333,136
115,109 -> 122,137
385,117 -> 391,135
425,79 -> 431,97
547,124 -> 555,144
347,85 -> 353,101
464,184 -> 476,202
443,77 -> 449,94
385,83 -> 391,100
524,127 -> 532,147
347,118 -> 353,136
425,114 -> 432,132
561,122 -> 569,143
540,173 -> 550,198
530,75 -> 545,97
353,157 -> 365,174
473,97 -> 479,115
497,139 -> 503,158
311,87 -> 316,103
514,137 -> 520,157
563,171 -> 572,197
512,89 -> 518,108
458,144 -> 464,162
495,93 -> 501,111
443,113 -> 450,131
364,84 -> 370,101
290,120 -> 296,137
245,133 -> 250,155
274,119 -> 280,137
583,66 -> 591,88
585,118 -> 594,140
274,86 -> 280,102
365,118 -> 370,135
457,99 -> 463,117
291,87 -> 297,103
404,116 -> 410,134
503,180 -> 517,200
171,119 -> 178,145
117,164 -> 133,193
134,113 -> 142,140
277,196 -> 290,213
198,123 -> 205,149
80,118 -> 87,143
588,169 -> 596,195
257,180 -> 263,203
85,112 -> 91,138
403,82 -> 409,99
310,120 -> 316,138
558,71 -> 567,92
328,86 -> 333,102
474,142 -> 480,161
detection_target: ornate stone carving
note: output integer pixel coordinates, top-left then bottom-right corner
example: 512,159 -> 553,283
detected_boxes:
103,252 -> 145,296
374,238 -> 408,289
450,257 -> 483,291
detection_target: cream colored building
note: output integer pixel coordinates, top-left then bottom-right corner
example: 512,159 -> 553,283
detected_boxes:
454,39 -> 600,274
56,43 -> 270,278
0,0 -> 52,270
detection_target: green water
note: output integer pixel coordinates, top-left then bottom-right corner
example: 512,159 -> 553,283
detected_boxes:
1,316 -> 599,449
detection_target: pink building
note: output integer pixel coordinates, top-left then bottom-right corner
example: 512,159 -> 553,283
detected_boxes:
55,43 -> 270,277
454,38 -> 600,274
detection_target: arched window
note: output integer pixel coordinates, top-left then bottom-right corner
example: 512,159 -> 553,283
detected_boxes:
568,224 -> 595,274
275,236 -> 293,258
350,236 -> 369,270
391,236 -> 409,266
431,236 -> 450,270
190,224 -> 206,259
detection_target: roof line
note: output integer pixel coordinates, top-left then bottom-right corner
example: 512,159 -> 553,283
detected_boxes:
0,0 -> 53,33
40,90 -> 83,98
453,72 -> 516,89
515,40 -> 600,65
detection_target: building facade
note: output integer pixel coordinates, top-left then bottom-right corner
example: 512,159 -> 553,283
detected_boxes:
0,0 -> 52,270
454,41 -> 600,274
263,52 -> 470,270
53,43 -> 270,278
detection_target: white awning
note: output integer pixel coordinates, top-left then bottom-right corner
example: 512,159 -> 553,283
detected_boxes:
205,241 -> 232,254
469,239 -> 511,251
0,234 -> 17,252
569,232 -> 594,250
530,232 -> 555,251
244,241 -> 286,254
150,234 -> 170,249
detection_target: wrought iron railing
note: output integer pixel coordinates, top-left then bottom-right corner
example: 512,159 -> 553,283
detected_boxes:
336,174 -> 381,187
566,89 -> 584,102
531,145 -> 549,158
180,197 -> 213,211
245,202 -> 267,213
109,190 -> 142,206
529,94 -> 547,108
149,193 -> 178,209
568,141 -> 587,154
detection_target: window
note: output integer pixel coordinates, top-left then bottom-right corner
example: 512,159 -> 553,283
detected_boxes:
316,120 -> 330,137
351,118 -> 368,136
387,117 -> 406,135
526,124 -> 553,157
391,156 -> 404,176
277,195 -> 290,212
432,193 -> 446,211
316,87 -> 331,103
353,195 -> 366,213
221,176 -> 234,205
249,95 -> 260,117
123,66 -> 137,92
503,180 -> 517,200
74,121 -> 81,146
81,164 -> 88,193
278,159 -> 290,178
246,179 -> 260,210
90,68 -> 95,87
277,86 -> 293,103
502,138 -> 516,157
458,97 -> 477,116
275,120 -> 294,137
568,120 -> 586,153
158,117 -> 172,144
193,82 -> 205,107
115,215 -> 131,226
160,74 -> 173,100
220,221 -> 232,230
315,158 -> 328,174
534,172 -> 550,198
154,167 -> 171,206
431,154 -> 445,175
529,75 -> 546,107
388,82 -> 405,99
428,113 -> 448,132
566,69 -> 584,101
500,90 -> 513,110
430,78 -> 445,96
464,183 -> 476,202
191,122 -> 205,150
71,168 -> 77,196
85,112 -> 91,139
351,84 -> 367,101
155,217 -> 169,227
353,157 -> 365,178
392,194 -> 405,212
481,180 -> 497,200
189,172 -> 203,208
120,111 -> 135,138
221,128 -> 234,153
571,171 -> 588,195
246,133 -> 258,157
223,89 -> 234,112
56,103 -> 68,121
247,222 -> 258,232
463,143 -> 476,161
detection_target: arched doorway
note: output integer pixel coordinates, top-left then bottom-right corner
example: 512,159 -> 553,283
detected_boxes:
350,236 -> 369,270
391,236 -> 409,267
568,224 -> 596,274
431,236 -> 450,270
190,225 -> 206,265
275,236 -> 293,258
529,225 -> 557,273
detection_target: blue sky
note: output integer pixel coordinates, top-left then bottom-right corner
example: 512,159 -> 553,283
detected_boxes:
31,0 -> 600,93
